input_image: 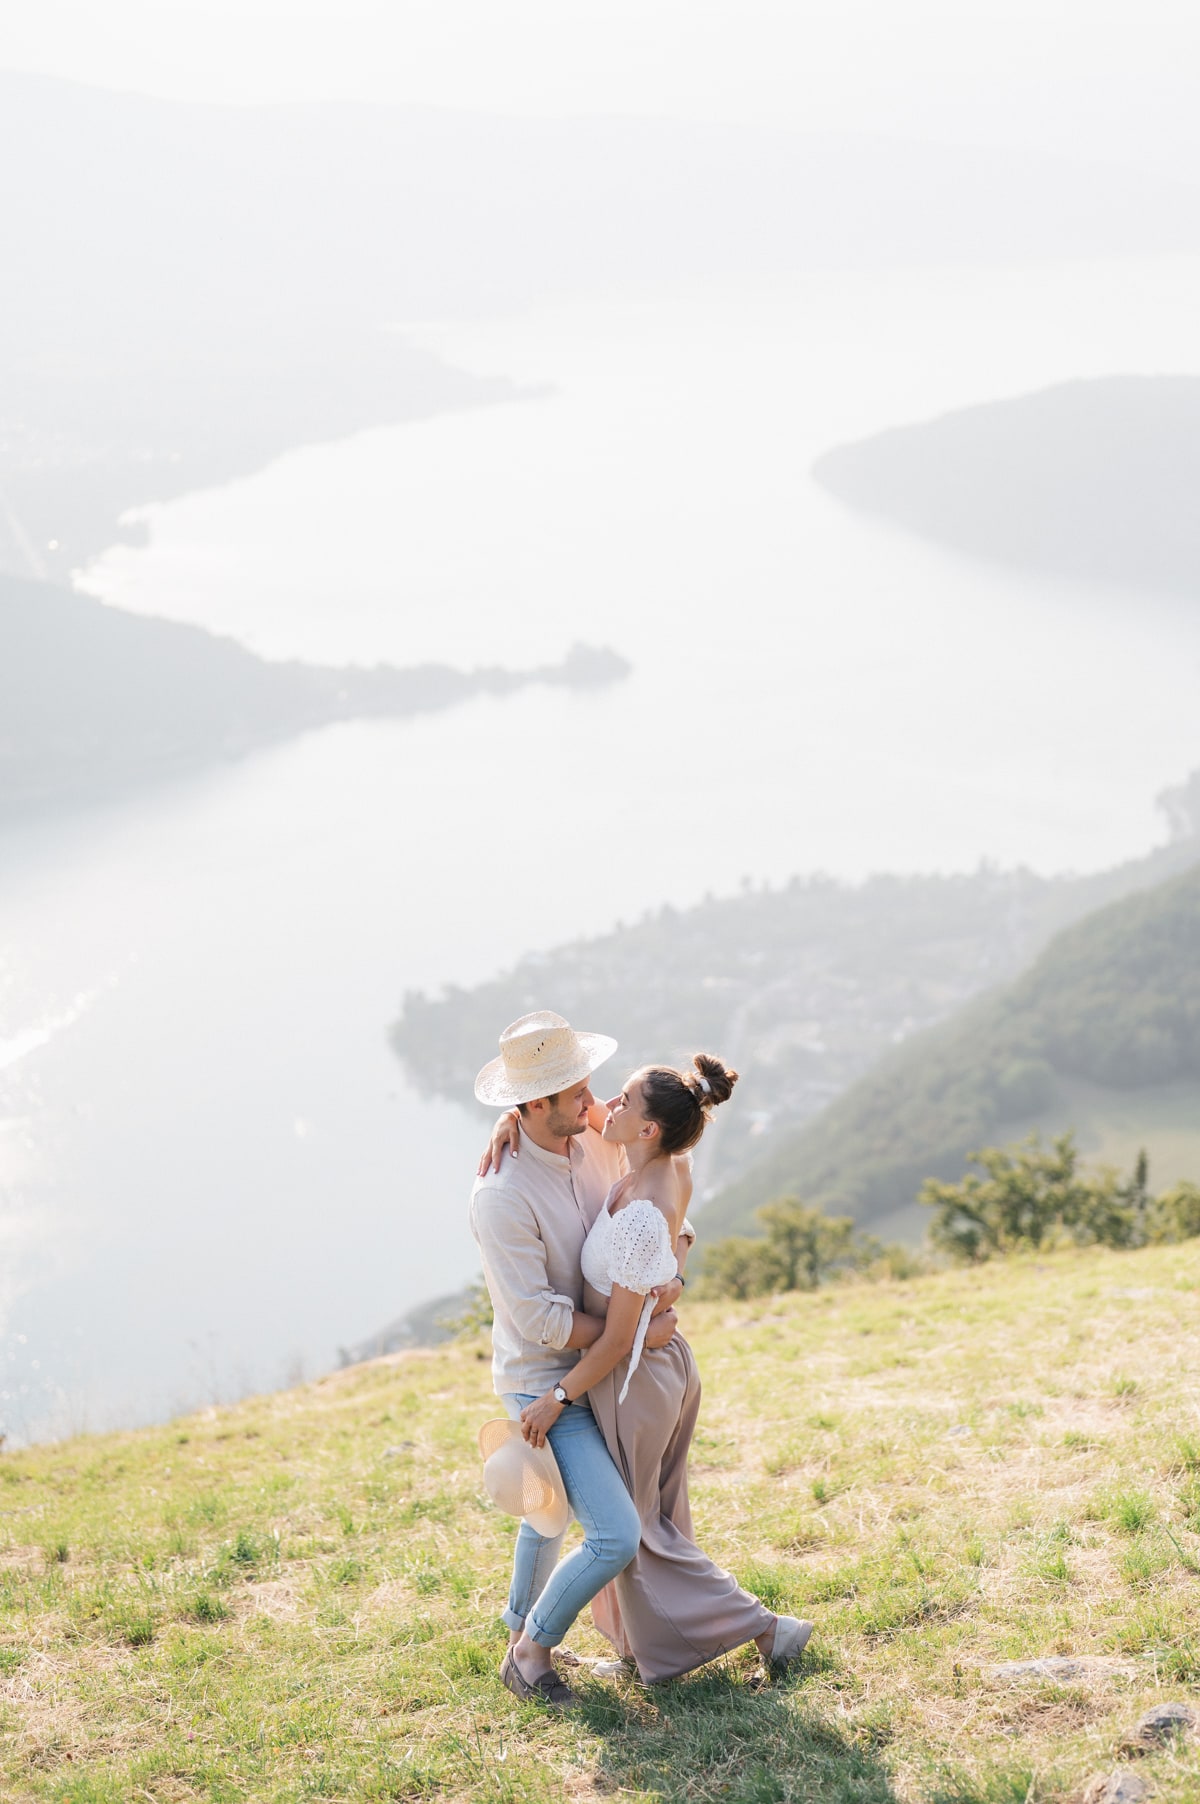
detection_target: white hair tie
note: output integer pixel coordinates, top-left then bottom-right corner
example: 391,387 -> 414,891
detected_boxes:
694,1074 -> 712,1097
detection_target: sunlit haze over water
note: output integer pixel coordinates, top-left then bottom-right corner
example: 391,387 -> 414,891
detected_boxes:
3,2 -> 1200,1444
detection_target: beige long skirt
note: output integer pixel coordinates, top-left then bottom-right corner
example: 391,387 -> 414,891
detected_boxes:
587,1323 -> 774,1683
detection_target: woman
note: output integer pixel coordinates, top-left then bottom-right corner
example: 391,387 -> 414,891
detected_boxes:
510,1053 -> 813,1684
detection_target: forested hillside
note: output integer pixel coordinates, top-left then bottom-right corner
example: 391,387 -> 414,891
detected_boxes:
704,862 -> 1200,1242
812,376 -> 1200,601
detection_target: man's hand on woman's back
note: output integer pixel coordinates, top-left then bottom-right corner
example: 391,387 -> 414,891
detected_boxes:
649,1276 -> 684,1316
644,1307 -> 679,1350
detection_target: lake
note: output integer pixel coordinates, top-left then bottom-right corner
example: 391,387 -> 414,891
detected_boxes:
4,259 -> 1200,1444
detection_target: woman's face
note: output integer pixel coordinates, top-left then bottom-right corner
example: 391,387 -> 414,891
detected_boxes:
602,1070 -> 654,1145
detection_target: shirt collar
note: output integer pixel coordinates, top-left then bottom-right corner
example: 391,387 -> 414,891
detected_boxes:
516,1122 -> 571,1169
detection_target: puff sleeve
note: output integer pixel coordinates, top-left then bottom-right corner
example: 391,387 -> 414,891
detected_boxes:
607,1199 -> 676,1294
606,1201 -> 678,1402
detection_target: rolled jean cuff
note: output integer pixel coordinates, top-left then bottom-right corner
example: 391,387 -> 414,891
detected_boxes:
501,1606 -> 525,1634
525,1599 -> 583,1648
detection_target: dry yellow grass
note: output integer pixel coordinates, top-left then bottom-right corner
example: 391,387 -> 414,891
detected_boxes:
1,1241 -> 1199,1801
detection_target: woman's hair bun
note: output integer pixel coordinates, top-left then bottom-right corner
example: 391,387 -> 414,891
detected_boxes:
640,1052 -> 739,1156
691,1052 -> 738,1108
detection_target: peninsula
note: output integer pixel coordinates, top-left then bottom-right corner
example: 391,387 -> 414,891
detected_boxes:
0,571 -> 629,818
812,375 -> 1200,601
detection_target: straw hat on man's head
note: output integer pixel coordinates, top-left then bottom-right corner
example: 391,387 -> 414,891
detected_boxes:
478,1417 -> 570,1537
474,1010 -> 617,1107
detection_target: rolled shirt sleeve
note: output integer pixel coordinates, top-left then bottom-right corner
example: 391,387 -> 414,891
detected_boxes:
468,1121 -> 626,1397
471,1186 -> 577,1360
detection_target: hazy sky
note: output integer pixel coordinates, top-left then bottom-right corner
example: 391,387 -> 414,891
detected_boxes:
4,0 -> 1199,180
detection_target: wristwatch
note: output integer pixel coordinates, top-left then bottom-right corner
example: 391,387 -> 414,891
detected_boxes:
552,1384 -> 572,1407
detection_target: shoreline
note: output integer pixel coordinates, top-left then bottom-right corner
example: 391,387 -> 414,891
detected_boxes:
0,570 -> 630,822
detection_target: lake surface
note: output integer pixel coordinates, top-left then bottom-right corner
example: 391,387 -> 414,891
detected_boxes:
4,260 -> 1200,1444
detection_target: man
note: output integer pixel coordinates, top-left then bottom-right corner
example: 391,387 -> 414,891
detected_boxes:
469,1010 -> 687,1710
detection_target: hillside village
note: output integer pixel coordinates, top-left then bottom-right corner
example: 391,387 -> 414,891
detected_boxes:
392,771 -> 1200,1221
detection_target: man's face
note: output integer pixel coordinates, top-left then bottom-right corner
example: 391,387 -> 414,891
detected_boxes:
544,1078 -> 594,1140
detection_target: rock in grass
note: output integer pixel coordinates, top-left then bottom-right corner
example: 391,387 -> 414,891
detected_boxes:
988,1657 -> 1130,1681
1081,1771 -> 1148,1804
1127,1702 -> 1197,1748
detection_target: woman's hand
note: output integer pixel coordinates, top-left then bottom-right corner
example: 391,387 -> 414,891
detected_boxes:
520,1392 -> 564,1448
476,1109 -> 521,1177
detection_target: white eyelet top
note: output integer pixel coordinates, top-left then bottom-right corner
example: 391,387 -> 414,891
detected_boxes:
581,1196 -> 678,1402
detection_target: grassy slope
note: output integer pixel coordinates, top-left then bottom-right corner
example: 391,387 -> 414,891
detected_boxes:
1016,1077 -> 1200,1186
4,1246 -> 1200,1802
706,864 -> 1200,1242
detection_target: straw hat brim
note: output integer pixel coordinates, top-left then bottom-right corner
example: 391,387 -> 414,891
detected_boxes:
474,1031 -> 618,1106
478,1417 -> 571,1538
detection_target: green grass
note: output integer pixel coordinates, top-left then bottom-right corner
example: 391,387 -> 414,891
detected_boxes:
3,1243 -> 1200,1801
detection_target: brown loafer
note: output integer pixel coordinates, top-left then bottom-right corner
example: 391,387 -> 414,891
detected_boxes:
500,1648 -> 580,1711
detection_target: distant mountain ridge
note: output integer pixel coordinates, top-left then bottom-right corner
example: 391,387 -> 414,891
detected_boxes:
702,861 -> 1200,1245
0,572 -> 628,816
812,376 -> 1200,601
6,75 -> 1200,583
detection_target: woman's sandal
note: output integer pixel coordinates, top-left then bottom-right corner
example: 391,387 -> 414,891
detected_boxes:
582,1656 -> 635,1678
766,1615 -> 814,1667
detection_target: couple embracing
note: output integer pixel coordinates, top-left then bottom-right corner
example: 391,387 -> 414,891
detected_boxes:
469,1010 -> 813,1710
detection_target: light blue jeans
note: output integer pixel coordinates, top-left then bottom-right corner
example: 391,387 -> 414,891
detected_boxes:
500,1392 -> 640,1647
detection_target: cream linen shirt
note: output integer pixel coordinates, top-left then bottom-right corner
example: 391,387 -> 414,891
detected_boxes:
469,1122 -> 626,1400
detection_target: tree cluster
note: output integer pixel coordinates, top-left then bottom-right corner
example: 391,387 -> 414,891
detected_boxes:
695,1197 -> 923,1300
920,1133 -> 1200,1263
697,1134 -> 1200,1299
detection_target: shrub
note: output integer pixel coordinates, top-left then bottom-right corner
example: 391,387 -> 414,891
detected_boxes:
1147,1181 -> 1200,1244
699,1234 -> 783,1300
698,1197 -> 890,1299
920,1134 -> 1087,1262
